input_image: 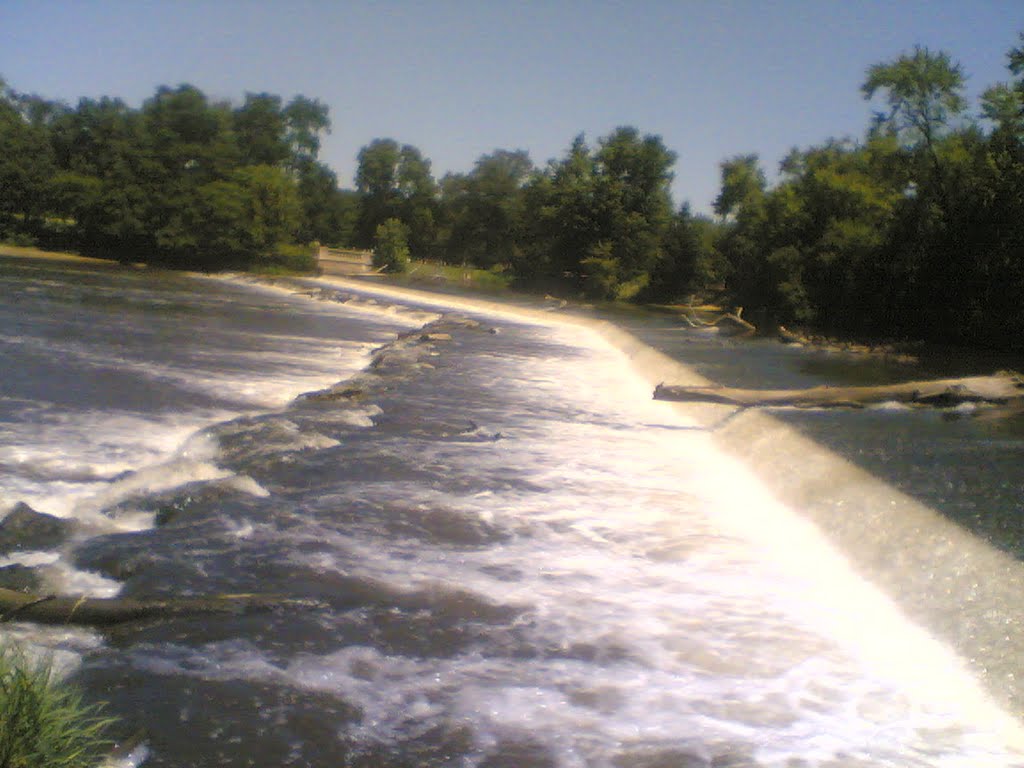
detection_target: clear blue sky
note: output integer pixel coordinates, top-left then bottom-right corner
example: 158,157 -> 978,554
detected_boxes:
2,0 -> 1020,214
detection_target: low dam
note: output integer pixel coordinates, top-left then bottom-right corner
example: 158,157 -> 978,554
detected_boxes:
1,253 -> 1022,766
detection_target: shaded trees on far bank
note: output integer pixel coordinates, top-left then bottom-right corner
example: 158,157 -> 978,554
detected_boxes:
0,80 -> 347,270
710,39 -> 1024,351
439,149 -> 533,269
354,139 -> 438,257
516,128 -> 713,301
350,129 -> 719,304
0,78 -> 57,238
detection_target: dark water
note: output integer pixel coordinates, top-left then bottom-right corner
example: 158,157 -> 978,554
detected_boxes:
2,255 -> 1024,767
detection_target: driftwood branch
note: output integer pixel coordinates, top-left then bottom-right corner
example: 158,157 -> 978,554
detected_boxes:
0,588 -> 320,627
654,372 -> 1024,409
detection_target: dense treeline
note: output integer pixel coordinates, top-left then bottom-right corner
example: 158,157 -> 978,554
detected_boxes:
0,79 -> 352,269
2,33 -> 1023,350
350,128 -> 716,303
712,41 -> 1024,351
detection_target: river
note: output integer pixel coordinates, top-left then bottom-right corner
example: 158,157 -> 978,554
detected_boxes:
1,253 -> 1023,767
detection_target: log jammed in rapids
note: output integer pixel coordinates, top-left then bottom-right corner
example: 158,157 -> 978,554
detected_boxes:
653,372 -> 1024,409
0,588 -> 320,627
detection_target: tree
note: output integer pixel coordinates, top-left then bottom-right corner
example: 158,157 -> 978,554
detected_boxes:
441,149 -> 532,267
234,92 -> 289,167
644,205 -> 719,302
518,134 -> 597,283
283,95 -> 330,169
518,128 -> 676,299
863,46 -> 966,148
590,127 -> 676,296
981,34 -> 1024,137
354,139 -> 438,254
295,161 -> 357,245
862,46 -> 967,214
143,84 -> 237,183
372,218 -> 410,272
713,154 -> 765,220
0,86 -> 55,235
47,96 -> 155,252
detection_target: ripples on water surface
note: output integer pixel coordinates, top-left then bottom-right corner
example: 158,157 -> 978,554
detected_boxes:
1,256 -> 1022,767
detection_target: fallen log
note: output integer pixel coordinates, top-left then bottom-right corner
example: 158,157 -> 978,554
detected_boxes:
711,313 -> 757,337
0,588 -> 321,628
653,372 -> 1024,409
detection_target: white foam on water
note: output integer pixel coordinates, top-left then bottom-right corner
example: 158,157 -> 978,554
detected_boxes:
0,288 -> 419,626
222,474 -> 271,498
0,550 -> 61,568
6,331 -> 384,410
112,303 -> 1024,765
66,433 -> 230,518
49,559 -> 124,598
206,273 -> 441,329
7,270 -> 1021,764
99,744 -> 151,768
0,621 -> 107,703
0,408 -> 224,515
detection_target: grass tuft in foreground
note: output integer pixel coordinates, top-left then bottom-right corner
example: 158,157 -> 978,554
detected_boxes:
0,647 -> 116,768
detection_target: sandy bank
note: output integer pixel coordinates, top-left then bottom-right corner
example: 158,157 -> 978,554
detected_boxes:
0,245 -> 122,266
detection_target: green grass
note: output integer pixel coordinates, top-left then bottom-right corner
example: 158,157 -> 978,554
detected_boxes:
0,647 -> 116,768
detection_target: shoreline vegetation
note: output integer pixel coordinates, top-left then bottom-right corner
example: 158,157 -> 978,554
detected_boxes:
2,33 -> 1024,353
0,647 -> 118,768
3,242 -> 1020,373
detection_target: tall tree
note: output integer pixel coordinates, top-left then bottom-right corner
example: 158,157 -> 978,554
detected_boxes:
713,154 -> 766,220
981,33 -> 1024,137
234,92 -> 289,167
518,128 -> 677,299
442,149 -> 532,267
0,81 -> 56,235
283,95 -> 331,170
862,46 -> 966,214
354,139 -> 438,254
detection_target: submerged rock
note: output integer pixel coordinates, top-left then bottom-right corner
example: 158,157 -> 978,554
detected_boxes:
0,502 -> 73,554
0,564 -> 44,593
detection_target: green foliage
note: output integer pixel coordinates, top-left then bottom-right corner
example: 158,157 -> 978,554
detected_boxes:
372,218 -> 411,273
703,35 -> 1024,350
580,241 -> 620,300
644,206 -> 721,303
234,92 -> 289,167
862,46 -> 967,147
0,77 -> 342,267
355,139 -> 438,254
713,154 -> 765,219
513,127 -> 678,299
440,149 -> 533,268
0,89 -> 55,235
0,648 -> 116,768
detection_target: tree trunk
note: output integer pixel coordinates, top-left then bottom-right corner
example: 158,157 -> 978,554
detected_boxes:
0,588 -> 320,628
653,372 -> 1023,409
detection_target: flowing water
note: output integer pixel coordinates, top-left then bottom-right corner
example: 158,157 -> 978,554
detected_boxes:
1,254 -> 1023,767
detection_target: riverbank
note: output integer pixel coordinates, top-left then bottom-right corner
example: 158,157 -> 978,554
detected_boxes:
0,243 -> 129,266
